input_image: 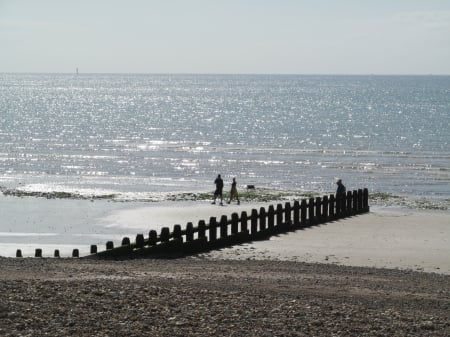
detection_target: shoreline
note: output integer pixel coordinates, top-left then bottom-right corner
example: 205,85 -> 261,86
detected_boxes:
0,193 -> 449,274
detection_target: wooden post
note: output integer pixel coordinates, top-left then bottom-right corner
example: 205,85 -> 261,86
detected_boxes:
35,248 -> 42,258
346,191 -> 353,215
352,190 -> 358,213
122,237 -> 131,246
240,211 -> 248,234
259,207 -> 266,232
209,217 -> 217,242
186,222 -> 194,242
251,209 -> 258,235
54,249 -> 60,258
276,204 -> 283,228
300,199 -> 307,225
268,205 -> 275,230
16,249 -> 22,258
315,197 -> 322,222
293,200 -> 300,227
173,225 -> 182,239
285,202 -> 292,227
106,241 -> 114,250
90,245 -> 97,254
308,198 -> 315,224
329,194 -> 335,218
335,193 -> 342,217
198,220 -> 206,240
148,230 -> 158,245
322,196 -> 329,220
136,234 -> 145,248
220,215 -> 228,239
358,189 -> 364,212
363,188 -> 369,211
72,249 -> 79,258
160,227 -> 170,243
231,213 -> 239,235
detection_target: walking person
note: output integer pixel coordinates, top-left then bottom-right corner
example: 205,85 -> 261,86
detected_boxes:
336,178 -> 346,213
227,177 -> 240,205
212,174 -> 224,205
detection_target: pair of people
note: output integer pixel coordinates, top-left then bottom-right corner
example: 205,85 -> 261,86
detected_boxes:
212,175 -> 240,205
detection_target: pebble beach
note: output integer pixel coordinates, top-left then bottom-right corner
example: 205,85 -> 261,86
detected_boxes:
0,257 -> 449,337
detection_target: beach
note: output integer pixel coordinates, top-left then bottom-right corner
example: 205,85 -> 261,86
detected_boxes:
1,256 -> 449,336
1,200 -> 449,335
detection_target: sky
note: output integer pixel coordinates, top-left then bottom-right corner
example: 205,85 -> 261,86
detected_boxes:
1,0 -> 449,74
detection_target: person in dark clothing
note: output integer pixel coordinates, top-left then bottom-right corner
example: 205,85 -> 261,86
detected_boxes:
227,177 -> 240,205
336,179 -> 346,196
336,178 -> 347,213
212,174 -> 224,205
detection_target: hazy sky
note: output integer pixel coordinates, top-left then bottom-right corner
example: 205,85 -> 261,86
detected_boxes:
1,0 -> 449,74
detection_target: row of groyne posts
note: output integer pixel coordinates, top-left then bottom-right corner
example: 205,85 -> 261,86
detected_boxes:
15,189 -> 369,259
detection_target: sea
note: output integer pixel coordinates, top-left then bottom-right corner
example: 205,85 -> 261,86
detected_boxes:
0,73 -> 449,256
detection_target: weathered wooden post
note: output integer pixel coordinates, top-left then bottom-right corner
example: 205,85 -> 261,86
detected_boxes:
276,204 -> 283,228
315,197 -> 322,222
160,227 -> 170,243
293,200 -> 300,227
231,213 -> 239,235
267,205 -> 275,230
352,190 -> 358,213
173,225 -> 182,240
240,211 -> 248,235
329,194 -> 335,218
54,249 -> 60,258
300,199 -> 307,225
335,193 -> 342,217
72,249 -> 79,258
259,207 -> 266,232
251,209 -> 258,235
322,196 -> 329,220
106,241 -> 114,250
346,191 -> 353,215
90,245 -> 97,254
148,230 -> 158,245
209,217 -> 217,242
220,215 -> 228,239
186,222 -> 194,242
16,249 -> 22,258
35,248 -> 42,258
285,202 -> 292,228
198,220 -> 206,240
136,234 -> 145,248
363,188 -> 369,211
122,237 -> 131,246
308,198 -> 315,224
358,189 -> 364,212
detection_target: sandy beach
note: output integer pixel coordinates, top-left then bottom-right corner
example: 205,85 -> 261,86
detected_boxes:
0,200 -> 449,336
96,202 -> 450,274
1,197 -> 449,274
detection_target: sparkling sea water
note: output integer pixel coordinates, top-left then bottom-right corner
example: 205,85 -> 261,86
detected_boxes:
1,73 -> 449,200
0,73 -> 449,256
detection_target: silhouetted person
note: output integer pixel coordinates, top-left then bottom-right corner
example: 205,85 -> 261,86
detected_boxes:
336,179 -> 346,213
336,179 -> 346,196
227,177 -> 240,205
212,174 -> 224,205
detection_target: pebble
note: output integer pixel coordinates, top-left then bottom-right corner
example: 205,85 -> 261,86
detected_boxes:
0,257 -> 449,336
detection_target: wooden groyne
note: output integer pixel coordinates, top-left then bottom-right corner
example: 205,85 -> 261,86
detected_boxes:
87,188 -> 369,259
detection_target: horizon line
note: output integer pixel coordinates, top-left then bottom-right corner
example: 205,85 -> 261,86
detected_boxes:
1,71 -> 449,76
